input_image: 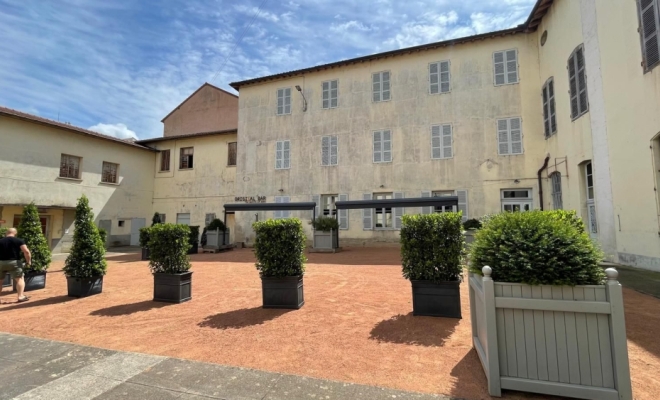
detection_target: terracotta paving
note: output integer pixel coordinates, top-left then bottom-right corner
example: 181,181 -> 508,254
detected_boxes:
0,247 -> 658,400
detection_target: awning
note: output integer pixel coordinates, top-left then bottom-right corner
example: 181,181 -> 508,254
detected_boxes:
335,196 -> 458,210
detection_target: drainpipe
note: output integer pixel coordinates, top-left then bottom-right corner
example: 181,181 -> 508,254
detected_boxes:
537,153 -> 551,211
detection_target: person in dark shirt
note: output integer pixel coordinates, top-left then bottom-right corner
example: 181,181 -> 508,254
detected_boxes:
0,228 -> 31,302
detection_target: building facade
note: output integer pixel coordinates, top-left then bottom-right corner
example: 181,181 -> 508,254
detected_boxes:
230,0 -> 660,269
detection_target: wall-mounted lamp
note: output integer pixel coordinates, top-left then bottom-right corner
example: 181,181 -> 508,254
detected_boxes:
295,85 -> 307,112
514,179 -> 520,184
278,188 -> 284,192
379,185 -> 385,188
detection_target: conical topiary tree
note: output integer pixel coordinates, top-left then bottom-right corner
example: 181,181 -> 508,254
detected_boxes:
64,195 -> 107,278
17,203 -> 51,273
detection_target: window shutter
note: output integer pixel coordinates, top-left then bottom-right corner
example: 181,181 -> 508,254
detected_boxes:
283,141 -> 290,169
568,53 -> 579,118
275,141 -> 283,169
312,195 -> 320,219
542,85 -> 550,138
429,62 -> 439,94
330,80 -> 338,108
640,0 -> 660,69
393,192 -> 404,229
382,130 -> 392,162
549,79 -> 557,132
421,191 -> 432,214
576,48 -> 588,115
442,124 -> 453,158
362,193 -> 373,230
497,119 -> 510,155
282,196 -> 291,218
440,61 -> 450,93
372,73 -> 381,102
373,131 -> 382,162
339,194 -> 349,230
382,71 -> 391,101
456,190 -> 468,222
431,125 -> 441,159
277,89 -> 284,115
330,136 -> 338,165
510,118 -> 523,154
284,88 -> 291,114
493,51 -> 505,85
322,82 -> 330,109
506,50 -> 518,83
321,136 -> 330,166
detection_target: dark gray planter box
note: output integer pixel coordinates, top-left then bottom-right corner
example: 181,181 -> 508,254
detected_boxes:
261,275 -> 304,309
188,244 -> 199,255
411,280 -> 461,318
2,274 -> 11,288
67,276 -> 103,298
313,230 -> 338,249
13,271 -> 46,292
153,271 -> 192,303
141,247 -> 150,261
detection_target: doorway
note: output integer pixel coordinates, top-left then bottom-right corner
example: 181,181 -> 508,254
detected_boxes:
130,218 -> 146,246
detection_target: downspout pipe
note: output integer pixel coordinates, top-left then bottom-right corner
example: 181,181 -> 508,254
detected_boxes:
537,153 -> 551,211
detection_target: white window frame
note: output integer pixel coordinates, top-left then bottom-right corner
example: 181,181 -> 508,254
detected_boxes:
321,194 -> 337,216
274,196 -> 290,219
372,71 -> 391,103
373,192 -> 393,229
542,77 -> 557,138
637,0 -> 660,72
550,172 -> 563,210
501,189 -> 533,212
179,147 -> 194,170
584,162 -> 598,235
373,130 -> 392,163
497,117 -> 523,155
322,80 -> 338,109
493,49 -> 519,86
176,213 -> 191,225
429,60 -> 451,94
568,45 -> 589,120
321,135 -> 338,166
431,124 -> 453,159
275,140 -> 291,170
276,87 -> 292,115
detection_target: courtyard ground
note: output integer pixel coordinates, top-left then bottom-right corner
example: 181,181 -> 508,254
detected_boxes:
1,247 -> 658,399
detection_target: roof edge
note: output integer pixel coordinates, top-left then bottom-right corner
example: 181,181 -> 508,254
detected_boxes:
161,82 -> 239,122
136,128 -> 238,144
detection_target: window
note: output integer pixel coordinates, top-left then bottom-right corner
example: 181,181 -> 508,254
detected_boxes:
275,140 -> 290,169
429,61 -> 450,94
322,194 -> 337,216
205,213 -> 216,227
638,0 -> 660,71
322,80 -> 338,109
550,172 -> 563,210
274,196 -> 290,219
501,189 -> 533,212
584,162 -> 598,235
160,150 -> 171,171
59,154 -> 81,179
101,162 -> 118,184
374,193 -> 393,228
180,147 -> 194,169
493,49 -> 519,85
497,117 -> 523,155
313,194 -> 348,229
542,78 -> 557,138
421,190 -> 469,221
372,71 -> 391,102
118,220 -> 125,227
176,213 -> 191,225
431,124 -> 453,159
568,45 -> 589,119
373,130 -> 392,163
276,88 -> 291,115
159,214 -> 166,223
321,136 -> 338,166
432,191 -> 455,213
227,142 -> 237,166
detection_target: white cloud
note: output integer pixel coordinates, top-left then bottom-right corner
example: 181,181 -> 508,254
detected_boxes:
331,20 -> 371,33
234,5 -> 280,22
88,123 -> 138,140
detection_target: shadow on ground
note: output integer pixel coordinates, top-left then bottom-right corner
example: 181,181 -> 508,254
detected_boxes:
90,300 -> 174,316
369,313 -> 459,346
0,295 -> 72,309
198,307 -> 293,330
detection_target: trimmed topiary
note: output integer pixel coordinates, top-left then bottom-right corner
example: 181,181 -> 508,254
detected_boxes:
253,218 -> 306,277
469,210 -> 605,285
312,216 -> 339,232
64,195 -> 107,278
208,219 -> 226,231
188,226 -> 200,246
98,228 -> 108,246
17,203 -> 52,273
400,213 -> 464,283
462,218 -> 482,231
139,226 -> 151,248
148,223 -> 191,274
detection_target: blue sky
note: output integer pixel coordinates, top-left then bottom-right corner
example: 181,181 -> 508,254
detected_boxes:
0,0 -> 536,139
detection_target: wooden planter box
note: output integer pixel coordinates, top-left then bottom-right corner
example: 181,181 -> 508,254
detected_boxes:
13,271 -> 47,292
261,275 -> 304,309
313,230 -> 338,250
67,276 -> 103,298
468,267 -> 632,400
411,280 -> 461,318
153,271 -> 192,303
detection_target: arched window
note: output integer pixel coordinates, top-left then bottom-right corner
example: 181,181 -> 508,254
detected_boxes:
550,172 -> 563,210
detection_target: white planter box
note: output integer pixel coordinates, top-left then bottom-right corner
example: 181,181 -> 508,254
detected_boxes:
469,266 -> 632,400
313,230 -> 338,249
205,228 -> 230,249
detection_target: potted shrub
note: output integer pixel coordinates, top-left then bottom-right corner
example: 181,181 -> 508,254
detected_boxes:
187,225 -> 200,254
203,219 -> 229,249
139,227 -> 151,260
312,216 -> 339,250
253,218 -> 306,309
63,195 -> 107,298
149,223 -> 192,303
15,203 -> 51,291
400,212 -> 465,318
462,218 -> 482,245
467,211 -> 631,399
98,227 -> 108,248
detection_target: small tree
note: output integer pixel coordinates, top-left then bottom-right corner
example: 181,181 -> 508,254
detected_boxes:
139,227 -> 151,248
148,223 -> 191,274
151,212 -> 162,226
17,203 -> 52,273
63,195 -> 107,278
253,218 -> 307,277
